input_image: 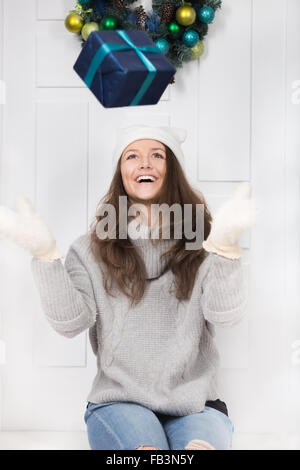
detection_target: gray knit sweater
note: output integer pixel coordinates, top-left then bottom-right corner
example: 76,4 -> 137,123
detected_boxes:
31,225 -> 247,416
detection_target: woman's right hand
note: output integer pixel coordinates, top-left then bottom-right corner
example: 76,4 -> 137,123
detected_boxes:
0,196 -> 64,261
202,182 -> 258,259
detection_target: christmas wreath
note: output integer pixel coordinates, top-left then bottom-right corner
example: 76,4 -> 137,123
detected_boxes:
65,0 -> 222,70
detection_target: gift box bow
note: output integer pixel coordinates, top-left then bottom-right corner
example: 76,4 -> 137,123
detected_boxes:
83,29 -> 167,106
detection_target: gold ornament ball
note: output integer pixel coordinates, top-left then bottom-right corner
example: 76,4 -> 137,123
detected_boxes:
65,13 -> 84,33
190,40 -> 205,59
176,5 -> 196,26
81,22 -> 99,41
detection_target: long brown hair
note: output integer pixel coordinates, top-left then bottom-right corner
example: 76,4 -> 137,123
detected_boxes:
89,145 -> 212,307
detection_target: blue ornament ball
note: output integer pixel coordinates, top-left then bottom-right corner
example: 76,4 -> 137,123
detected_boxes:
155,38 -> 170,55
182,29 -> 199,47
198,6 -> 215,24
78,0 -> 91,5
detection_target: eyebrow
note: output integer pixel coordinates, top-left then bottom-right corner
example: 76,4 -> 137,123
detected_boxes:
124,147 -> 166,155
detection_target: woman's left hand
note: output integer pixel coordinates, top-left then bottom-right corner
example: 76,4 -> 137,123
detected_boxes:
202,182 -> 259,259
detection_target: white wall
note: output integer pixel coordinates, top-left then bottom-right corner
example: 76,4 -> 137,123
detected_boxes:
285,0 -> 300,435
0,0 -> 299,435
0,0 -> 4,431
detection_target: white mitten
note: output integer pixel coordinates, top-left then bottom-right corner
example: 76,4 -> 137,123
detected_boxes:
202,182 -> 258,259
0,196 -> 64,262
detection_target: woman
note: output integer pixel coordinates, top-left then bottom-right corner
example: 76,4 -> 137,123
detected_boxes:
0,125 -> 258,450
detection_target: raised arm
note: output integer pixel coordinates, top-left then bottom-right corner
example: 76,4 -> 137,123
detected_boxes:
200,253 -> 247,327
0,195 -> 97,338
201,182 -> 258,327
31,245 -> 97,338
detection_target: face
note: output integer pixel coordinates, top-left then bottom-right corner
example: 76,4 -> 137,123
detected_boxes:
120,139 -> 167,206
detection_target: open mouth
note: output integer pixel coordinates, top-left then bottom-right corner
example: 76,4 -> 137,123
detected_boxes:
135,176 -> 157,184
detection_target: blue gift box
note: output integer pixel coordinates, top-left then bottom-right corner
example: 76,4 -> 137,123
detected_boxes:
73,29 -> 176,108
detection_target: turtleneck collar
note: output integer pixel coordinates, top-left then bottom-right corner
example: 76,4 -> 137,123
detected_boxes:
127,220 -> 177,280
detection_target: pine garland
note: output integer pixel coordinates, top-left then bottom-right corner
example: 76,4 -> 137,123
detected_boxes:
69,0 -> 222,69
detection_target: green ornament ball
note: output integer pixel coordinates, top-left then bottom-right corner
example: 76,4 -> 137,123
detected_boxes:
81,22 -> 99,41
100,16 -> 119,30
167,21 -> 183,39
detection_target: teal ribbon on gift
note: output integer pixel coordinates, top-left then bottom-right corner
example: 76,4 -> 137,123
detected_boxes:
84,30 -> 161,106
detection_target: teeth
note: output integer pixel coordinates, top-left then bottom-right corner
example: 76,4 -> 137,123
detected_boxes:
136,175 -> 156,182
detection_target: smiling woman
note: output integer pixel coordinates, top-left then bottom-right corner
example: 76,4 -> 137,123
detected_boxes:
89,125 -> 213,306
0,124 -> 256,450
120,139 -> 168,225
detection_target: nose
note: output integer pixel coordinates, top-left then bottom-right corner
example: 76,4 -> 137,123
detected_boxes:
139,156 -> 152,169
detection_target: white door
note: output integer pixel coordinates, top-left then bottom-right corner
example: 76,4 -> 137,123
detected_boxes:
0,0 -> 299,435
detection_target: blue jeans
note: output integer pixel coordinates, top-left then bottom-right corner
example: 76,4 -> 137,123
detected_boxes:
84,401 -> 234,450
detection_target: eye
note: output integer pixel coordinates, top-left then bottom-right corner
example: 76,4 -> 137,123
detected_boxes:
126,153 -> 164,160
153,153 -> 164,159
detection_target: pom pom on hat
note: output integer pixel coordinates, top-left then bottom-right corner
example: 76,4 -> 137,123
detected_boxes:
112,125 -> 187,169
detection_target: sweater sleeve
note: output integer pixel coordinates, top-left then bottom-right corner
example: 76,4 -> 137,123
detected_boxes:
31,243 -> 97,338
200,252 -> 248,327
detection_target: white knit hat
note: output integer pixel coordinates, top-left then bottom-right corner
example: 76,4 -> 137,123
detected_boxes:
112,125 -> 188,169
